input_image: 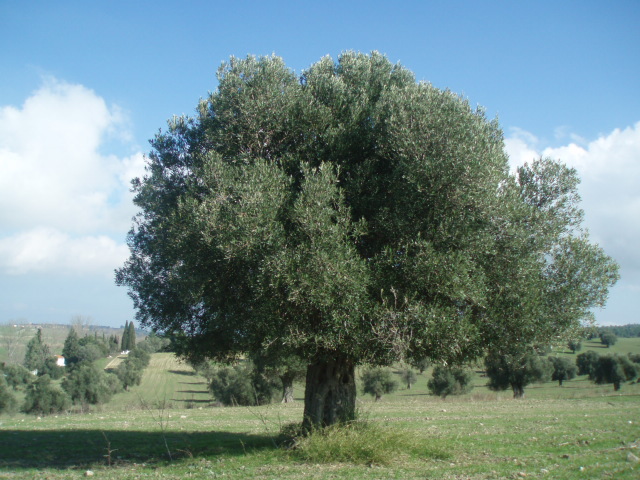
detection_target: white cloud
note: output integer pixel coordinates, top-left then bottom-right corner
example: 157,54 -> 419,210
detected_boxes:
505,122 -> 640,294
0,227 -> 129,276
0,79 -> 145,276
0,78 -> 145,235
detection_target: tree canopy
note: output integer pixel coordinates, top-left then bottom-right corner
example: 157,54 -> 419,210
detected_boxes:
117,52 -> 619,428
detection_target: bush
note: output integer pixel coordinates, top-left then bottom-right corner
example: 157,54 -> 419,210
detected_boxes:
62,364 -> 122,405
485,350 -> 552,398
399,367 -> 418,389
0,377 -> 18,414
427,365 -> 474,398
567,339 -> 582,353
209,364 -> 277,406
361,367 -> 398,401
591,354 -> 638,391
1,363 -> 32,390
408,357 -> 430,374
22,375 -> 70,415
549,356 -> 578,386
576,350 -> 599,376
600,332 -> 618,348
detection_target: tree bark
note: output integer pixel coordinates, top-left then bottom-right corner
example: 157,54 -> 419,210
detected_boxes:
302,355 -> 356,430
512,384 -> 525,399
281,375 -> 295,403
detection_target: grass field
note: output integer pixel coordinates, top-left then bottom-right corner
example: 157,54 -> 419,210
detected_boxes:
2,347 -> 640,479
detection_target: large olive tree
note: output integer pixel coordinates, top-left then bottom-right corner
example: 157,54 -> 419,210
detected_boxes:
117,52 -> 618,428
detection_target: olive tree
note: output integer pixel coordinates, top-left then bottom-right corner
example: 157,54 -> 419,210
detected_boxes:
116,53 -> 619,429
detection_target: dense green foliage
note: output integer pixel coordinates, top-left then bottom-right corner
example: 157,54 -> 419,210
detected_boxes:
23,329 -> 50,374
576,350 -> 600,377
22,374 -> 70,415
399,367 -> 418,389
485,350 -> 552,398
548,356 -> 578,386
1,363 -> 31,389
209,363 -> 277,406
599,324 -> 640,338
115,348 -> 150,391
361,367 -> 398,401
62,363 -> 121,406
0,376 -> 17,414
116,52 -> 619,427
427,365 -> 474,398
600,332 -> 618,347
591,354 -> 638,391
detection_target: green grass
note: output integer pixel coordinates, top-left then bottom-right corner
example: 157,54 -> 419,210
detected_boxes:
2,344 -> 640,479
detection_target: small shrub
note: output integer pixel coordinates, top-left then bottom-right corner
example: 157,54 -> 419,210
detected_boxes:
361,367 -> 398,401
427,365 -> 474,398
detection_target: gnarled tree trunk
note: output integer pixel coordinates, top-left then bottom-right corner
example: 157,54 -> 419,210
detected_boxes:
281,374 -> 295,403
302,355 -> 356,430
512,383 -> 525,399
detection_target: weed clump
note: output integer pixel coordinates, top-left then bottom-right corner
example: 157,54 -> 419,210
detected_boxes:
280,420 -> 449,466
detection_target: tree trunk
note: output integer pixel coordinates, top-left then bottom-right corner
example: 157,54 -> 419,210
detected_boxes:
302,356 -> 356,430
512,384 -> 525,399
281,375 -> 295,403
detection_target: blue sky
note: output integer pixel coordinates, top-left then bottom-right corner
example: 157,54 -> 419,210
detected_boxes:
1,1 -> 639,328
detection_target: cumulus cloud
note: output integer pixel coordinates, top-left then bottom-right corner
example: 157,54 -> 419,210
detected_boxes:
505,122 -> 640,294
0,79 -> 145,276
0,227 -> 129,276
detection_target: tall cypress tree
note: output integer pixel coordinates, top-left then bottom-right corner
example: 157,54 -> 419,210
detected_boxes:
121,321 -> 130,351
128,321 -> 136,350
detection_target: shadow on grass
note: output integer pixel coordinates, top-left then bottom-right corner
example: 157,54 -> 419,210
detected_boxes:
0,428 -> 278,470
168,370 -> 196,376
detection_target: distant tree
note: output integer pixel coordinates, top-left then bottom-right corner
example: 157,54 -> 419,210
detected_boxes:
62,364 -> 121,406
127,321 -> 136,350
209,364 -> 277,406
22,375 -> 70,415
576,350 -> 600,377
137,331 -> 170,354
114,348 -> 150,391
427,365 -> 474,398
548,356 -> 578,386
1,363 -> 32,390
591,354 -> 638,391
628,353 -> 640,365
409,358 -> 431,374
361,367 -> 398,402
0,376 -> 18,414
41,357 -> 64,380
121,321 -> 130,351
599,332 -> 617,348
62,328 -> 81,367
251,349 -> 307,403
567,339 -> 582,354
485,350 -> 552,399
399,367 -> 418,389
115,359 -> 143,391
23,329 -> 50,374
